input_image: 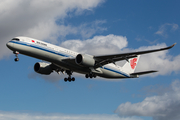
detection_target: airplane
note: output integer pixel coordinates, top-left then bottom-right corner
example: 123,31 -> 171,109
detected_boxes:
6,36 -> 176,82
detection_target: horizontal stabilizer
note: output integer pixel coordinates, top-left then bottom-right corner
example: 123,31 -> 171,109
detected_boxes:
130,70 -> 157,76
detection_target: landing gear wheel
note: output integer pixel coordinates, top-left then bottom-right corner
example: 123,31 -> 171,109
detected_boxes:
14,58 -> 19,62
93,74 -> 96,78
85,74 -> 89,78
72,77 -> 75,81
64,78 -> 68,82
85,73 -> 96,79
68,77 -> 71,82
89,74 -> 93,78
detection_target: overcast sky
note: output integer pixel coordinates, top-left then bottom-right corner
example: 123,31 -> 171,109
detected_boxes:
1,0 -> 180,120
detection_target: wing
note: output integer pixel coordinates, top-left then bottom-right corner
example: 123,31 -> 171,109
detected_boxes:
94,43 -> 176,68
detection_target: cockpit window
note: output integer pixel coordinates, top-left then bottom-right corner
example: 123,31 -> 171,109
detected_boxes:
12,38 -> 20,41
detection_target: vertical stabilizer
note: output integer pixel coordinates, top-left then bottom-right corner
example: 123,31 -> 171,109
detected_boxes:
122,55 -> 140,74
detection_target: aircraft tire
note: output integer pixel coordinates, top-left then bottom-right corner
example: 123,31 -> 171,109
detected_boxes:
93,74 -> 96,78
14,58 -> 19,62
68,77 -> 71,82
85,74 -> 89,78
64,78 -> 68,82
89,74 -> 93,78
72,77 -> 75,81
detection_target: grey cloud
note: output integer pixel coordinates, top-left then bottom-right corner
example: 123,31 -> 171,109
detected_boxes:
61,34 -> 128,55
0,0 -> 105,59
115,80 -> 180,120
0,112 -> 143,120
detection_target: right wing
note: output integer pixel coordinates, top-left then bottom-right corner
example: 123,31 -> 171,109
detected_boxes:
93,43 -> 176,68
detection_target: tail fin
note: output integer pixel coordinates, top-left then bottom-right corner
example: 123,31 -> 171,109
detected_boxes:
122,55 -> 140,74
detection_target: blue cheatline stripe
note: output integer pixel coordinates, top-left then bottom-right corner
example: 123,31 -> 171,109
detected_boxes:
10,41 -> 73,57
10,40 -> 130,78
102,67 -> 130,78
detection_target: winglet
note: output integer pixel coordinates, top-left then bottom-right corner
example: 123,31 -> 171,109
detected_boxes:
171,43 -> 177,48
168,43 -> 176,49
160,43 -> 176,51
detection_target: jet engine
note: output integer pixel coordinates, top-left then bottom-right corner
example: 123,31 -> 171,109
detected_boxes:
75,54 -> 95,67
34,62 -> 53,75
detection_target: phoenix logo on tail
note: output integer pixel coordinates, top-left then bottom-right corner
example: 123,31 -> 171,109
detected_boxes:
130,58 -> 137,69
6,36 -> 176,82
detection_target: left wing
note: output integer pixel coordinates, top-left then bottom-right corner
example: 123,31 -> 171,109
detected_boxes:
93,43 -> 176,68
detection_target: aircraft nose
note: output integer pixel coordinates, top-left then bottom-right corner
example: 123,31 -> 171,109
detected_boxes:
6,41 -> 14,49
6,42 -> 10,48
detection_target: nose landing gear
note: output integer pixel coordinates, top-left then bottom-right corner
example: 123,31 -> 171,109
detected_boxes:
13,51 -> 19,62
14,58 -> 19,62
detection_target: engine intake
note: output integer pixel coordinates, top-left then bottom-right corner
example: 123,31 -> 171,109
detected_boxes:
75,54 -> 95,67
34,62 -> 53,75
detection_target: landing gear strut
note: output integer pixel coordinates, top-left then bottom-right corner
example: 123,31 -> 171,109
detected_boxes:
64,70 -> 75,82
13,51 -> 19,62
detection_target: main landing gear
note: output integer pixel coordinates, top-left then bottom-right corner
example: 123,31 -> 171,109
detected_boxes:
64,70 -> 75,82
13,51 -> 19,62
85,73 -> 96,79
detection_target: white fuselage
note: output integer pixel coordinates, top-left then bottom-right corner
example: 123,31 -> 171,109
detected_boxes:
6,37 -> 131,79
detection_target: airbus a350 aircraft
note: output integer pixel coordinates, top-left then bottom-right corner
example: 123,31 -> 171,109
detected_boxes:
6,37 -> 176,82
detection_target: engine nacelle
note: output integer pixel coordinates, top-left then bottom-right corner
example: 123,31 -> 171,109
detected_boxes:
34,62 -> 53,75
75,54 -> 95,67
